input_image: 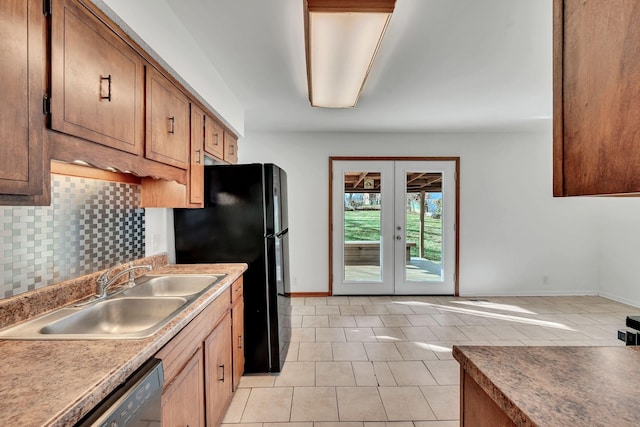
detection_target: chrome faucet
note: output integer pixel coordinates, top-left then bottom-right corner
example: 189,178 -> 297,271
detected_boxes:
96,263 -> 152,298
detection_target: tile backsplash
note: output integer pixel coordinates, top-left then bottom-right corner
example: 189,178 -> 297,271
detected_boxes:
0,175 -> 145,298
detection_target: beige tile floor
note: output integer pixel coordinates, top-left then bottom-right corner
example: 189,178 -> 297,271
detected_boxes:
222,295 -> 634,427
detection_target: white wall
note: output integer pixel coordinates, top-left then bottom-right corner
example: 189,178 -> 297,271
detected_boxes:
144,208 -> 175,262
598,200 -> 640,307
239,130 -> 602,296
98,0 -> 244,136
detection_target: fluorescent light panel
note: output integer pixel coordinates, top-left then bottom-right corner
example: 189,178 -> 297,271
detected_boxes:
305,1 -> 395,108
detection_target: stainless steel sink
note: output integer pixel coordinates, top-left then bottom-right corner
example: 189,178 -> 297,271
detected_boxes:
40,297 -> 188,336
0,273 -> 227,340
121,274 -> 226,298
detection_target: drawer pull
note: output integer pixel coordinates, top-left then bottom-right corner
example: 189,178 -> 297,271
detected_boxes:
100,74 -> 112,102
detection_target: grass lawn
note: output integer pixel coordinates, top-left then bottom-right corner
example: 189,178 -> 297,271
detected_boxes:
343,210 -> 442,262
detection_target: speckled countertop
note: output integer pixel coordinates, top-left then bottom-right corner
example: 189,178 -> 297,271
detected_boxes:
453,345 -> 640,427
0,258 -> 247,427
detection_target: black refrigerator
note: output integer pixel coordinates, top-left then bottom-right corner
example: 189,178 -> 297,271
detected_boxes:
173,163 -> 290,373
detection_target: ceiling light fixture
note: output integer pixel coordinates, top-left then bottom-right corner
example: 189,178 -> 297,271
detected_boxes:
304,0 -> 396,108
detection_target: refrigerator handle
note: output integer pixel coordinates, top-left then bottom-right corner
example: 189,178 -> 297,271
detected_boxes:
275,229 -> 288,238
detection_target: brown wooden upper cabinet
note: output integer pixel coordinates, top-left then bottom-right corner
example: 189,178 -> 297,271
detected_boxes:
189,104 -> 205,207
204,115 -> 224,160
51,0 -> 144,156
146,66 -> 190,170
553,0 -> 640,196
0,0 -> 47,204
224,132 -> 239,164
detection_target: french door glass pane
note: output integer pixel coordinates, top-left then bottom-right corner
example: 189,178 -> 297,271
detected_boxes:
343,171 -> 382,281
404,172 -> 443,282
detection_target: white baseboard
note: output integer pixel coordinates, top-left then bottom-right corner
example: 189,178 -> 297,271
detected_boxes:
597,290 -> 640,309
458,289 -> 599,297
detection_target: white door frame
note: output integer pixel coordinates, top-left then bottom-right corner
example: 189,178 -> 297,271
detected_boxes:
329,157 -> 460,296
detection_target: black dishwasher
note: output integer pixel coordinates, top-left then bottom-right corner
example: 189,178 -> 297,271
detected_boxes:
75,358 -> 164,427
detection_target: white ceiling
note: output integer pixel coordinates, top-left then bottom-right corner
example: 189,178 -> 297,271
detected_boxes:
165,0 -> 552,133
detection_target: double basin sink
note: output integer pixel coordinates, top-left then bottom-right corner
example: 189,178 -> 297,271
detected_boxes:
0,274 -> 226,340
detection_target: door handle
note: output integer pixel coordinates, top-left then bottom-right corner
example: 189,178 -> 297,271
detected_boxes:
100,75 -> 112,102
219,364 -> 225,382
396,235 -> 402,240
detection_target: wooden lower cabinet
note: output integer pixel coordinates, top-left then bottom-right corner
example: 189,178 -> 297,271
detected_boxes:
205,314 -> 233,426
157,278 -> 244,427
162,348 -> 205,427
231,295 -> 244,391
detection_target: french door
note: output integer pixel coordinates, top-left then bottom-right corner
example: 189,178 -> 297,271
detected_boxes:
331,159 -> 457,295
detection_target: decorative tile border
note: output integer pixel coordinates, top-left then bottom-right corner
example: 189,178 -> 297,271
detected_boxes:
0,175 -> 145,298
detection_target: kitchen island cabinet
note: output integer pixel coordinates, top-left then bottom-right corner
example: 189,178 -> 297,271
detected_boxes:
0,0 -> 48,206
453,345 -> 640,426
553,0 -> 640,196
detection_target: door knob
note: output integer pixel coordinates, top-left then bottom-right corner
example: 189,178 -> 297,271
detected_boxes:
396,236 -> 401,240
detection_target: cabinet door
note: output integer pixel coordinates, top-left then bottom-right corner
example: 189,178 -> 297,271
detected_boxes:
146,66 -> 190,169
162,349 -> 205,427
0,0 -> 45,199
190,105 -> 205,206
223,132 -> 238,164
204,116 -> 224,160
554,0 -> 640,196
204,313 -> 232,426
51,0 -> 144,155
232,298 -> 244,391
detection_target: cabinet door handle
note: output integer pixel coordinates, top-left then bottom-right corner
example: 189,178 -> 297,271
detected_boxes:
238,335 -> 242,349
230,144 -> 235,155
168,116 -> 175,134
100,75 -> 112,102
196,149 -> 201,164
219,364 -> 225,382
214,133 -> 219,146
